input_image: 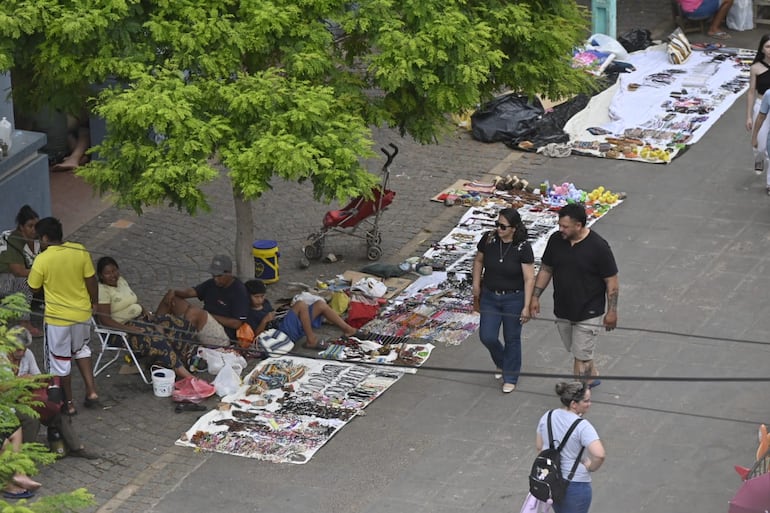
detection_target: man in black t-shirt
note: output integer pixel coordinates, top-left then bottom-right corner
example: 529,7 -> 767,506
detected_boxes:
530,204 -> 619,387
172,255 -> 250,343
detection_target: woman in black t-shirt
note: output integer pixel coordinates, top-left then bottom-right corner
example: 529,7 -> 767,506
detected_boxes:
747,34 -> 770,183
471,208 -> 535,393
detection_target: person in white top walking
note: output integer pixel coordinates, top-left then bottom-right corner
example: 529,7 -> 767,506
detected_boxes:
535,381 -> 606,513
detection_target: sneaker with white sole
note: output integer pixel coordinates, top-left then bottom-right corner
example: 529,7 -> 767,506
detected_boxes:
502,383 -> 516,393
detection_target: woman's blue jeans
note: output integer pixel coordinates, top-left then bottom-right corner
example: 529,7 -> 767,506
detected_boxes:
553,481 -> 592,513
478,289 -> 524,384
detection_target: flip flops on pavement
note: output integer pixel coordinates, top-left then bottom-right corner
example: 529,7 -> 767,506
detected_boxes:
708,31 -> 731,40
3,490 -> 34,500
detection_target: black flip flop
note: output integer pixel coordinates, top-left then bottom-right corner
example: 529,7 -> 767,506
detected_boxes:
83,397 -> 103,409
3,490 -> 34,499
175,402 -> 207,413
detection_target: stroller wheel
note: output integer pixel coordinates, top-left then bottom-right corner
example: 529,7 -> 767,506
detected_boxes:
303,241 -> 323,260
366,229 -> 382,245
366,245 -> 383,261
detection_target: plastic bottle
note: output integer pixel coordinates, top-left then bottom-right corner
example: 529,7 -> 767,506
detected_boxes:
47,426 -> 66,457
0,117 -> 12,152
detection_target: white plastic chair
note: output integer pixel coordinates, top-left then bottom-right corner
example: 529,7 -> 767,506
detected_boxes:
91,318 -> 151,384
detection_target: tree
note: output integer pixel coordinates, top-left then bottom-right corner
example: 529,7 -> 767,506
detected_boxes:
0,0 -> 594,275
0,294 -> 94,512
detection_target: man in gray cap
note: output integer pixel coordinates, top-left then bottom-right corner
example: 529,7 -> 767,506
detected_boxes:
171,255 -> 250,345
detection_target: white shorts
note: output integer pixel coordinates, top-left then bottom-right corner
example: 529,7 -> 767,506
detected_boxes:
45,322 -> 92,376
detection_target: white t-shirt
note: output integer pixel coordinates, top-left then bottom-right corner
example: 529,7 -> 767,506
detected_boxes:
536,408 -> 600,483
15,349 -> 41,376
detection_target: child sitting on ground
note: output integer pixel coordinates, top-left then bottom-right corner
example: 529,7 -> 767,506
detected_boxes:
244,280 -> 365,350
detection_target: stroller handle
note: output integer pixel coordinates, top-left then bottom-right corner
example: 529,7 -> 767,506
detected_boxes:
381,143 -> 398,168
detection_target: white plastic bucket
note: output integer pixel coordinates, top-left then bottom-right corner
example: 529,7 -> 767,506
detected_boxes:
151,366 -> 175,398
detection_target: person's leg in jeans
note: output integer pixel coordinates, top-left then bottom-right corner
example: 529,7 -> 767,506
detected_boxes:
478,290 -> 504,375
500,291 -> 525,385
765,115 -> 770,193
553,481 -> 592,513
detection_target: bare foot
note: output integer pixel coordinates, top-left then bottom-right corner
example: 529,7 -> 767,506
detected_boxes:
50,154 -> 82,172
13,475 -> 41,491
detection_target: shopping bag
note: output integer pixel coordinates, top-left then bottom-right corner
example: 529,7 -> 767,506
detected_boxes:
198,347 -> 246,375
172,377 -> 216,403
213,362 -> 242,397
519,492 -> 552,513
727,0 -> 753,31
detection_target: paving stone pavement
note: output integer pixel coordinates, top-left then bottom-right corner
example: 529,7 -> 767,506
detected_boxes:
30,125 -> 520,511
22,5 -> 770,513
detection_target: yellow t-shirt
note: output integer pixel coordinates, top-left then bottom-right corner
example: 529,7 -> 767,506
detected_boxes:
98,276 -> 142,324
28,242 -> 95,326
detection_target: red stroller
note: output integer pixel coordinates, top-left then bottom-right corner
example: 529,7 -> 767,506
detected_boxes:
303,144 -> 398,261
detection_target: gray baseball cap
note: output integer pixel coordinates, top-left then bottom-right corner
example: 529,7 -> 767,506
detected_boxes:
208,255 -> 233,275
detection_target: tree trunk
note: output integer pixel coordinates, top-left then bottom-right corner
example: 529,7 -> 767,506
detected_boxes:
232,187 -> 255,281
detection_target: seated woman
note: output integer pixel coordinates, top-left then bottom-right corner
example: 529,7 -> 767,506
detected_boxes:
243,279 -> 363,349
9,327 -> 97,459
95,256 -> 198,379
0,205 -> 41,337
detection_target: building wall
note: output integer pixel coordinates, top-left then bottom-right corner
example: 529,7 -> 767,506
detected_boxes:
0,72 -> 51,229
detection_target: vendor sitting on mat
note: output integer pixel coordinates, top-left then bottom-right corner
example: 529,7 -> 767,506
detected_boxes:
244,279 -> 363,350
170,255 -> 249,346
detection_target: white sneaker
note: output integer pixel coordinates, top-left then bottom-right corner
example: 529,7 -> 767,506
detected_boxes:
494,369 -> 502,380
502,383 -> 516,393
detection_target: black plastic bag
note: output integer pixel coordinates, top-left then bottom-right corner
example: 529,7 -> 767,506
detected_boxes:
618,29 -> 653,53
505,94 -> 590,150
471,93 -> 544,143
360,262 -> 408,278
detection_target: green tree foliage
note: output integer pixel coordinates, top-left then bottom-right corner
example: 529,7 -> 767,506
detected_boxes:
0,0 -> 593,271
0,295 -> 93,512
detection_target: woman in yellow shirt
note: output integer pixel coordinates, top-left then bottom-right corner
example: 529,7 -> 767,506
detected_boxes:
95,256 -> 195,379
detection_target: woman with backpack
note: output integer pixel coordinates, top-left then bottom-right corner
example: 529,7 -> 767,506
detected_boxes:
471,208 -> 534,393
535,381 -> 606,513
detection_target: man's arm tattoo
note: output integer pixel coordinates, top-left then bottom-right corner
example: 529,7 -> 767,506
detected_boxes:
607,290 -> 618,311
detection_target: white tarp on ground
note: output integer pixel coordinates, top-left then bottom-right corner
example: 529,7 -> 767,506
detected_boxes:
176,357 -> 403,464
565,43 -> 750,163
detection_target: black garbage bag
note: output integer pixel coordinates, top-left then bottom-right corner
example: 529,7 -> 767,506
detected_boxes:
360,262 -> 408,278
471,93 -> 544,143
505,94 -> 591,150
618,29 -> 653,53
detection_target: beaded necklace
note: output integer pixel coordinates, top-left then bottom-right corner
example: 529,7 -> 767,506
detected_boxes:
499,237 -> 514,263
